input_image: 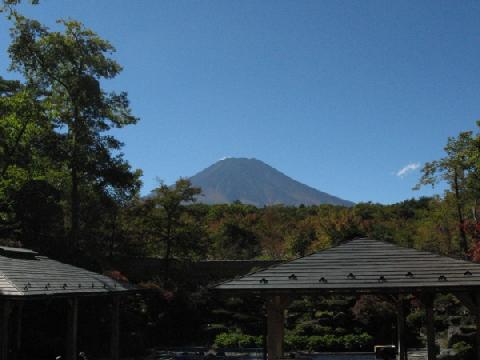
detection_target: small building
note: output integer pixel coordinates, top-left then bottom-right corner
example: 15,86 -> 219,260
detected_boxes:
214,238 -> 480,360
0,246 -> 135,360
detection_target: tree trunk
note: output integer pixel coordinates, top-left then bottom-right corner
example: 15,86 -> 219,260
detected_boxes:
454,171 -> 468,256
0,118 -> 30,179
163,216 -> 172,285
70,111 -> 80,251
71,155 -> 79,250
109,212 -> 117,258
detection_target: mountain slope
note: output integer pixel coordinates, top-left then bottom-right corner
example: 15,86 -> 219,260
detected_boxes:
189,158 -> 353,207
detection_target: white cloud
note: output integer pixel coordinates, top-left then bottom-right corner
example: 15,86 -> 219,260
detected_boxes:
220,156 -> 230,161
396,162 -> 420,177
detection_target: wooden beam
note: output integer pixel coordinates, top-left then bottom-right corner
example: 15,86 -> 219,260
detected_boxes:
396,296 -> 408,360
266,295 -> 289,360
422,294 -> 436,360
66,297 -> 78,360
0,300 -> 12,360
111,296 -> 120,360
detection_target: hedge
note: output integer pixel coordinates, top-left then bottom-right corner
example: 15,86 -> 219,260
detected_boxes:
214,332 -> 373,351
214,332 -> 263,349
285,333 -> 374,352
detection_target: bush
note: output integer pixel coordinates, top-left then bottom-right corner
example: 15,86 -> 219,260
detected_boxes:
214,332 -> 263,349
355,332 -> 374,350
286,333 -> 373,352
294,322 -> 332,336
214,332 -> 240,348
238,334 -> 262,348
307,335 -> 341,351
343,334 -> 356,350
285,335 -> 309,351
215,332 -> 373,352
452,341 -> 473,360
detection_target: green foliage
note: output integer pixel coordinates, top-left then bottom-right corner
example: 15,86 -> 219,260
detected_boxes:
212,221 -> 260,259
452,341 -> 474,360
416,123 -> 480,254
406,308 -> 425,330
213,332 -> 263,349
8,15 -> 140,252
293,322 -> 332,336
145,179 -> 204,284
214,331 -> 371,351
284,333 -> 373,352
285,334 -> 309,351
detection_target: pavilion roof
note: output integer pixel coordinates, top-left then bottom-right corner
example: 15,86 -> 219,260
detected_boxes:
0,246 -> 133,298
214,238 -> 480,294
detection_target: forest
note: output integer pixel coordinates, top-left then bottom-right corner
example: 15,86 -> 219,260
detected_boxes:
2,1 -> 480,359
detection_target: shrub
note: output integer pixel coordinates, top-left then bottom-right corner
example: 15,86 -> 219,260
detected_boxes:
214,332 -> 263,349
238,335 -> 262,348
307,334 -> 340,351
294,322 -> 332,336
343,334 -> 356,350
219,332 -> 374,352
214,332 -> 241,348
355,332 -> 374,350
453,341 -> 473,360
285,335 -> 309,351
307,336 -> 326,351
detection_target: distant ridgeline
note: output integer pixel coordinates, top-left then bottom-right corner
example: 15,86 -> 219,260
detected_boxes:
189,157 -> 353,207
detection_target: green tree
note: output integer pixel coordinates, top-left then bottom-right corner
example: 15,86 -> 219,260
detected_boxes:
8,17 -> 139,250
212,221 -> 260,259
287,219 -> 316,257
13,179 -> 64,255
415,125 -> 479,255
148,179 -> 202,284
0,82 -> 57,245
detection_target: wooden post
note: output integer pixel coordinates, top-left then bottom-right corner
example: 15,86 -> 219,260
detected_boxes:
111,296 -> 120,360
266,295 -> 288,360
15,302 -> 23,359
475,292 -> 480,360
0,300 -> 12,360
66,297 -> 78,360
423,295 -> 436,360
396,297 -> 408,360
263,307 -> 268,360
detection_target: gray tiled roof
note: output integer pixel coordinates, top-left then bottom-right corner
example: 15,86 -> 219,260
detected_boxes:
215,238 -> 480,294
0,247 -> 132,297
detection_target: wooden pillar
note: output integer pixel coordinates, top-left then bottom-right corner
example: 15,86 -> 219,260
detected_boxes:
14,302 -> 23,359
423,295 -> 436,360
263,308 -> 268,360
474,292 -> 480,360
396,297 -> 408,360
66,297 -> 78,360
111,296 -> 120,360
0,300 -> 12,360
266,295 -> 288,360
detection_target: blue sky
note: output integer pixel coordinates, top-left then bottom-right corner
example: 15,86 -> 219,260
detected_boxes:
1,0 -> 479,204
